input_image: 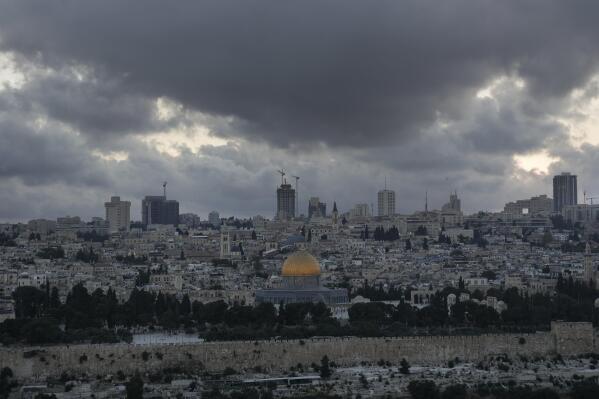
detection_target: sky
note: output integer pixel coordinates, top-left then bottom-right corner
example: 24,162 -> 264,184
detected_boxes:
1,0 -> 599,222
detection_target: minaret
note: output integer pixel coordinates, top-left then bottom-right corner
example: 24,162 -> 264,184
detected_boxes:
584,242 -> 594,286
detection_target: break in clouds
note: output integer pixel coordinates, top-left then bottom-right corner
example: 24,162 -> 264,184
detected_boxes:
1,0 -> 599,221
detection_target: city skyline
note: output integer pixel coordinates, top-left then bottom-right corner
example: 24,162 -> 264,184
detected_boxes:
1,2 -> 599,222
3,2 -> 599,396
0,170 -> 593,223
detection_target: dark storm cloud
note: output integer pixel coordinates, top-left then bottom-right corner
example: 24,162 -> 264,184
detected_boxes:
1,0 -> 598,147
0,112 -> 109,186
0,67 -> 180,148
20,72 -> 160,137
2,0 -> 599,222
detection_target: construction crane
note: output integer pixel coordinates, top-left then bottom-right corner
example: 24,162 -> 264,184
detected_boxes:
584,191 -> 599,205
277,169 -> 286,185
587,196 -> 599,205
291,175 -> 300,216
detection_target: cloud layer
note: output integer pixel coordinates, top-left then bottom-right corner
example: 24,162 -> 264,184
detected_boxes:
0,1 -> 599,221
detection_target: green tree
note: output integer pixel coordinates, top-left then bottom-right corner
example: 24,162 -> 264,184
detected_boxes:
21,318 -> 64,344
571,380 -> 599,399
180,294 -> 191,315
441,384 -> 467,399
399,358 -> 410,374
50,287 -> 61,308
319,355 -> 331,379
408,380 -> 439,399
126,373 -> 144,399
13,286 -> 46,318
0,367 -> 14,399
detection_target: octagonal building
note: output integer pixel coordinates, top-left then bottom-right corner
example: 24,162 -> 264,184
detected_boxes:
255,250 -> 348,305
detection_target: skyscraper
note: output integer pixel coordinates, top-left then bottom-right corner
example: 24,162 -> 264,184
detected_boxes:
209,211 -> 220,228
142,196 -> 179,226
553,172 -> 577,213
377,189 -> 396,217
308,197 -> 327,219
276,182 -> 296,220
104,196 -> 131,233
350,203 -> 370,218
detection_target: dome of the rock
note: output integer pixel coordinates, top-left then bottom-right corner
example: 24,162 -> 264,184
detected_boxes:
281,250 -> 321,277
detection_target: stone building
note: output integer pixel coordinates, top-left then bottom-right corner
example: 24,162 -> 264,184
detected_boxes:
255,250 -> 348,305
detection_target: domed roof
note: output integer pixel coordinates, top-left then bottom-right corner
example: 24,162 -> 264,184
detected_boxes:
281,250 -> 321,277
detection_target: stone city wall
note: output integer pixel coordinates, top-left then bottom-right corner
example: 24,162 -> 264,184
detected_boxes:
0,322 -> 594,380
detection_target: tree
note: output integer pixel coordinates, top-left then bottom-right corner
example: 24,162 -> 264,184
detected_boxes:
399,358 -> 410,374
481,270 -> 496,280
408,380 -> 439,399
13,286 -> 46,318
422,238 -> 429,251
21,318 -> 64,344
180,294 -> 191,315
571,380 -> 599,399
251,230 -> 257,240
0,367 -> 14,399
405,239 -> 412,251
441,384 -> 467,399
319,355 -> 331,379
126,373 -> 144,399
135,269 -> 150,287
76,247 -> 99,263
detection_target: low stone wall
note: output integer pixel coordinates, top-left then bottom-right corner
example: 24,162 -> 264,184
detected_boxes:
0,322 -> 594,380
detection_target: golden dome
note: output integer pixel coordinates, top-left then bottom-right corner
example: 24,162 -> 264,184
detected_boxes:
281,250 -> 321,277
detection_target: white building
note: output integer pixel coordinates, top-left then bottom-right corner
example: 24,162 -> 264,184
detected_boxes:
562,204 -> 599,224
350,203 -> 371,218
105,196 -> 131,233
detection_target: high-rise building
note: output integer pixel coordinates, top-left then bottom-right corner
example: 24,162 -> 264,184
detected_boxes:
308,197 -> 327,219
350,203 -> 370,218
142,196 -> 179,226
209,211 -> 220,228
377,189 -> 396,217
276,182 -> 295,220
442,191 -> 461,213
179,213 -> 201,228
553,172 -> 577,213
504,194 -> 552,216
104,196 -> 131,233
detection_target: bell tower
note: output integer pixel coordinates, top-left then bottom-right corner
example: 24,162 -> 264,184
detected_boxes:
584,242 -> 595,287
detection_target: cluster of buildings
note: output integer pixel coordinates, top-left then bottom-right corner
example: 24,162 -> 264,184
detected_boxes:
0,171 -> 598,322
1,170 -> 599,397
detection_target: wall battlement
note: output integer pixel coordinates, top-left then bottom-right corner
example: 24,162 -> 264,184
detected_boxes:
0,322 -> 594,380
